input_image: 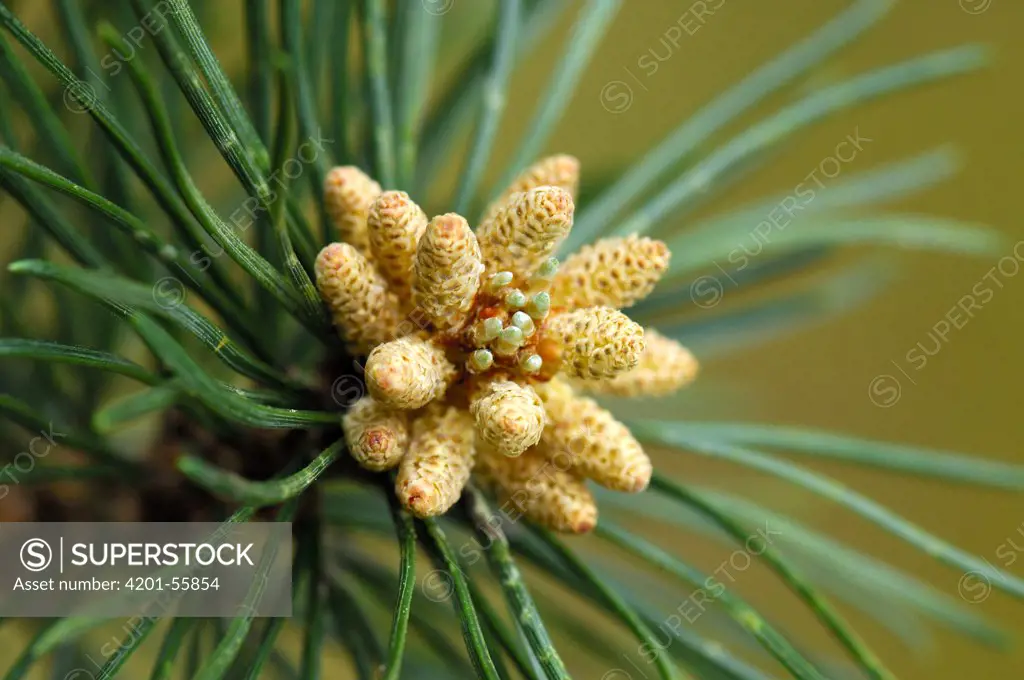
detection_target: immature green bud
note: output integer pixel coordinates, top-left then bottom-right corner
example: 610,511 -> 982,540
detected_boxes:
530,257 -> 560,289
505,289 -> 527,309
481,317 -> 503,341
537,257 -> 560,278
518,353 -> 543,374
510,311 -> 535,336
494,325 -> 525,356
499,326 -> 524,346
526,291 -> 551,319
468,349 -> 494,373
488,271 -> 514,291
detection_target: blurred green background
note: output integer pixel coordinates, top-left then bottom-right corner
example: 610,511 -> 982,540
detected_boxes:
1,0 -> 1022,677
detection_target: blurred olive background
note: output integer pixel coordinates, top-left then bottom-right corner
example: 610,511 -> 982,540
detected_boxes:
1,0 -> 1022,677
524,1 -> 1024,678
